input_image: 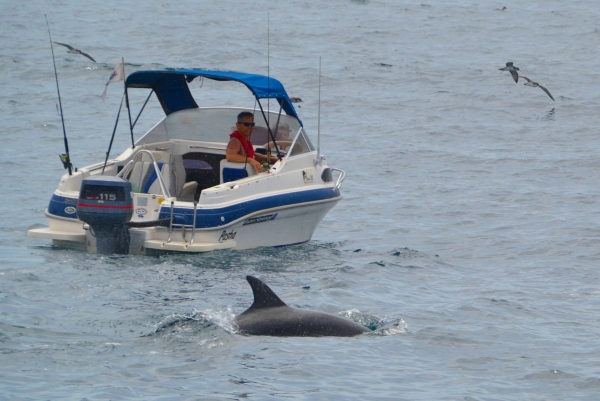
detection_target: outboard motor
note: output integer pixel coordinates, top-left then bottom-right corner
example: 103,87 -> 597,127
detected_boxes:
77,176 -> 133,254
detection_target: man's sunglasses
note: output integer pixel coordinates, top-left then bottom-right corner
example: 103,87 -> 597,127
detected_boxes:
238,122 -> 255,127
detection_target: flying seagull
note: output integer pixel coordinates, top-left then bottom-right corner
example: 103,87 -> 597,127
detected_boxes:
499,62 -> 520,83
520,76 -> 555,101
53,42 -> 96,62
289,97 -> 303,103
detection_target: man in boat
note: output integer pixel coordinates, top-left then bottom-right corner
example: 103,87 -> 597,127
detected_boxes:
226,112 -> 278,173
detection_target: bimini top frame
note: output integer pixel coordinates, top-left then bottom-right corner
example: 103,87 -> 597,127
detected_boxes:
125,69 -> 301,124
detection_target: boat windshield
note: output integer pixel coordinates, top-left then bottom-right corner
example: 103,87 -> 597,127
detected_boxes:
135,107 -> 304,146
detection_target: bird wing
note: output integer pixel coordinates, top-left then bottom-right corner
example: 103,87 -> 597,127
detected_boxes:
520,76 -> 532,83
510,70 -> 519,83
537,83 -> 555,101
54,42 -> 74,50
78,51 -> 96,63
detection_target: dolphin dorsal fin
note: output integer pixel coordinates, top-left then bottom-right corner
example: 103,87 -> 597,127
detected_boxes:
246,276 -> 287,309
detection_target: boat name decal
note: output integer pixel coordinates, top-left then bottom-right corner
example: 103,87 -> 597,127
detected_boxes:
64,206 -> 77,215
302,170 -> 314,184
218,229 -> 237,242
243,213 -> 278,226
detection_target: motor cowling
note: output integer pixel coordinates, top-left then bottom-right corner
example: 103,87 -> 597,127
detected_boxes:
77,176 -> 133,254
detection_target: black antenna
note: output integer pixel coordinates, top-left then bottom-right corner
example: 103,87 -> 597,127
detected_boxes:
45,15 -> 72,175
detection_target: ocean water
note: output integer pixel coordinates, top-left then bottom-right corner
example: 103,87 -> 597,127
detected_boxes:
2,0 -> 600,399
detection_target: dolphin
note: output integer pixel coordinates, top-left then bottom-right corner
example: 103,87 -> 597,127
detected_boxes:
235,276 -> 370,337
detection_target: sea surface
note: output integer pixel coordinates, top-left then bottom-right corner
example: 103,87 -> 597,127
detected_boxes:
1,1 -> 600,400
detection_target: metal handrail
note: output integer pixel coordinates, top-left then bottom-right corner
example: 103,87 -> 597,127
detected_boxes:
167,201 -> 174,243
331,168 -> 346,191
116,160 -> 133,178
191,201 -> 197,245
121,149 -> 171,199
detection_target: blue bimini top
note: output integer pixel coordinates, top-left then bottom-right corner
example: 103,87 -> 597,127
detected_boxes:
125,69 -> 300,123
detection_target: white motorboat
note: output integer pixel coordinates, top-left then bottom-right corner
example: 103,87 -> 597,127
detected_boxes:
28,69 -> 345,254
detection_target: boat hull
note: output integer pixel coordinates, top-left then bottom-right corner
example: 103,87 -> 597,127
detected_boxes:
29,194 -> 341,254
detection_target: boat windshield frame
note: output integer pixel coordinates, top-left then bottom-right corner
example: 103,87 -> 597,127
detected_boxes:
133,106 -> 305,148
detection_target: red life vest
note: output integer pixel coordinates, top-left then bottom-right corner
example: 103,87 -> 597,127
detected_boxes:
229,131 -> 255,158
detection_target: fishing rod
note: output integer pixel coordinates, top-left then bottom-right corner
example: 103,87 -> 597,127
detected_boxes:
265,12 -> 272,164
45,15 -> 73,175
267,12 -> 270,119
258,12 -> 283,164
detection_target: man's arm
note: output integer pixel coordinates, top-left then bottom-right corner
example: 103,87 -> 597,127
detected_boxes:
226,139 -> 263,172
254,153 -> 279,163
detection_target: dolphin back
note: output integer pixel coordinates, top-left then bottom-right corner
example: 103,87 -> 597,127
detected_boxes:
235,276 -> 370,337
245,275 -> 287,310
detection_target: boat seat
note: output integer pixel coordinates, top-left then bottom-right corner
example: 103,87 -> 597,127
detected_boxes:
127,159 -> 161,194
220,159 -> 255,184
170,154 -> 198,201
178,181 -> 198,202
127,154 -> 198,201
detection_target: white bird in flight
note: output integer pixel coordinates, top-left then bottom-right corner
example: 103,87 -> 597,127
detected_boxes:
499,62 -> 520,83
53,42 -> 96,62
520,76 -> 555,101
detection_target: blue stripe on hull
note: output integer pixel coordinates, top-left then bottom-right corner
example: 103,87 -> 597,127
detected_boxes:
160,187 -> 341,228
